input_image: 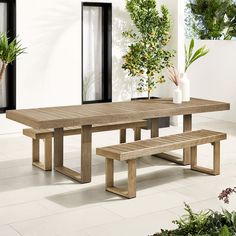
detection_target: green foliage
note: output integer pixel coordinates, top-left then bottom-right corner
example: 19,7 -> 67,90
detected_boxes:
151,203 -> 236,236
0,32 -> 26,65
185,38 -> 209,72
122,0 -> 175,99
187,0 -> 236,40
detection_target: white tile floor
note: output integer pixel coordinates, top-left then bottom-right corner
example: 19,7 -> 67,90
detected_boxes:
0,115 -> 236,236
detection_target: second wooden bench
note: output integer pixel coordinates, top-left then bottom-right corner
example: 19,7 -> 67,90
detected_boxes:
96,129 -> 227,199
23,120 -> 147,171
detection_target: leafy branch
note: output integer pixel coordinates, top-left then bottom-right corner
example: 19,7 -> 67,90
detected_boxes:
185,38 -> 209,72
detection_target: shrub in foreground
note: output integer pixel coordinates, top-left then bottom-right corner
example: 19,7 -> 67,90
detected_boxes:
152,203 -> 236,236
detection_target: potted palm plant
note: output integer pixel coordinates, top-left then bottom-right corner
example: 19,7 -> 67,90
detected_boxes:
0,32 -> 25,108
0,33 -> 25,81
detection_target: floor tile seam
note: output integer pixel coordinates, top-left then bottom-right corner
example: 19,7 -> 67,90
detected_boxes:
2,203 -> 117,228
8,224 -> 24,236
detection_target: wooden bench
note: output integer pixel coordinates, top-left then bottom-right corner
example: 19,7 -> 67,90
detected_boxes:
96,130 -> 227,199
23,120 -> 147,171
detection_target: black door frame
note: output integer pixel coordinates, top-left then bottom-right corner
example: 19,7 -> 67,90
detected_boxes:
0,0 -> 16,113
81,2 -> 112,104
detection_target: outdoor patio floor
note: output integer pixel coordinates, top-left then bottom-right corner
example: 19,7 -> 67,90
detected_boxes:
0,115 -> 236,236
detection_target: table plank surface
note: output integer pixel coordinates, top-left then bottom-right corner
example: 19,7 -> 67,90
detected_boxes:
6,98 -> 230,129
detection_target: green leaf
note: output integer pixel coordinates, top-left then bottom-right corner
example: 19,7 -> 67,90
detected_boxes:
220,225 -> 231,236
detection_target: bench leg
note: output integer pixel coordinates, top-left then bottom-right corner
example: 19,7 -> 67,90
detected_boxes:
134,127 -> 141,141
32,138 -> 52,171
106,159 -> 137,199
154,115 -> 192,166
106,159 -> 114,188
183,114 -> 192,165
128,159 -> 136,198
191,142 -> 221,175
120,129 -> 126,143
44,138 -> 52,171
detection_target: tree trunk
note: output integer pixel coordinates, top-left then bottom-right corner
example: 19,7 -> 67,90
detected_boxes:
148,90 -> 151,100
0,62 -> 7,81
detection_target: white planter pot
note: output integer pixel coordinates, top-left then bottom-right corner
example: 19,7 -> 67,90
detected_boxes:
180,74 -> 190,102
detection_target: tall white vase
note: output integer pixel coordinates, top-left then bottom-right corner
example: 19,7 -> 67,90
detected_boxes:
180,73 -> 190,102
173,86 -> 182,104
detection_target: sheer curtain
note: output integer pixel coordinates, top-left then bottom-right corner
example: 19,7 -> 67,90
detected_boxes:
0,3 -> 7,107
83,6 -> 103,102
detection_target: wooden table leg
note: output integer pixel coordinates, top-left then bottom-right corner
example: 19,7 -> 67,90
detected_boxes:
183,114 -> 192,165
54,128 -> 64,168
54,126 -> 92,184
81,125 -> 92,183
153,115 -> 193,166
151,118 -> 159,138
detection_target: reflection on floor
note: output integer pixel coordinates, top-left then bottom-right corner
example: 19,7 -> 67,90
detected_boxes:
0,115 -> 236,236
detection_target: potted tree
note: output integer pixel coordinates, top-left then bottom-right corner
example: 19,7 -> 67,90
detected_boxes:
122,0 -> 175,100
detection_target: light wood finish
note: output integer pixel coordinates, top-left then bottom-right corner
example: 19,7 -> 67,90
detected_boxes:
55,166 -> 82,182
7,98 -> 230,130
191,141 -> 221,175
44,138 -> 52,171
183,114 -> 192,165
97,129 -> 226,198
105,158 -> 136,199
97,130 -> 226,161
81,125 -> 92,183
128,159 -> 136,198
32,139 -> 39,163
134,127 -> 141,141
33,138 -> 52,171
151,118 -> 159,138
120,129 -> 126,144
7,98 -> 229,183
54,128 -> 64,168
155,114 -> 193,165
23,120 -> 147,139
106,159 -> 114,188
24,120 -> 147,175
213,141 -> 220,175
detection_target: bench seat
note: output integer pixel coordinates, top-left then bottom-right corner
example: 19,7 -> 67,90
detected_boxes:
96,130 -> 227,198
23,120 -> 147,171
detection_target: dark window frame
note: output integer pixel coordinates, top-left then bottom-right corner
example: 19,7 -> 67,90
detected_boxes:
0,0 -> 16,113
81,2 -> 112,104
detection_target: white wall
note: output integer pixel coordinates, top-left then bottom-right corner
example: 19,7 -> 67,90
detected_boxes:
187,40 -> 236,122
0,0 -> 180,134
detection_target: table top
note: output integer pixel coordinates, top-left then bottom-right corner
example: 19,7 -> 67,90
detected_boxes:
6,98 -> 230,129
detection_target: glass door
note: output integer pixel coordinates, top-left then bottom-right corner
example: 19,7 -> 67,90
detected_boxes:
0,2 -> 7,108
82,3 -> 112,104
0,0 -> 16,113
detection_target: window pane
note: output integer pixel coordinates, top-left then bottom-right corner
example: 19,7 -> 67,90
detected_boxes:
0,3 -> 7,107
83,6 -> 103,102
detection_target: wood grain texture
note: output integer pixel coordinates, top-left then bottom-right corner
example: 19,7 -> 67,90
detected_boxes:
151,118 -> 159,138
128,159 -> 136,198
106,159 -> 114,188
183,114 -> 192,165
54,128 -> 64,168
134,127 -> 141,141
81,125 -> 92,183
7,98 -> 230,129
120,129 -> 126,144
23,120 -> 147,139
44,138 -> 52,171
96,130 -> 227,161
101,130 -> 226,198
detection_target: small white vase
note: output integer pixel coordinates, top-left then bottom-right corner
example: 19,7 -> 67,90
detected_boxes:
180,73 -> 190,102
173,86 -> 182,104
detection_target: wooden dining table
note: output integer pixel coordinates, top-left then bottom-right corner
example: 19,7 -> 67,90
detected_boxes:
6,98 -> 230,183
